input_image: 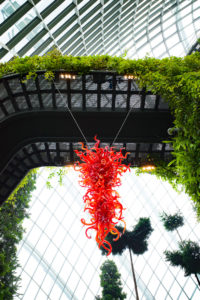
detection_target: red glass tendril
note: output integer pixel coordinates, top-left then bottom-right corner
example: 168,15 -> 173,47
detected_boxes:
74,136 -> 130,255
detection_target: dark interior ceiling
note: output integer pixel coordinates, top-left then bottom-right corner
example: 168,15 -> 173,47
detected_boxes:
0,71 -> 174,204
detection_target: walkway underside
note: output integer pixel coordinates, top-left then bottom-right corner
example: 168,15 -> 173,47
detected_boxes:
0,109 -> 173,204
0,72 -> 173,204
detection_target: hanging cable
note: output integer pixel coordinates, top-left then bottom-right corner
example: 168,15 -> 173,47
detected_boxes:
111,83 -> 141,146
53,79 -> 88,145
112,106 -> 135,146
53,75 -> 141,148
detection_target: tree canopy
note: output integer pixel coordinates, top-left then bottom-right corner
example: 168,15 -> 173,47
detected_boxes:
97,260 -> 126,300
100,218 -> 153,256
165,240 -> 200,277
160,212 -> 184,232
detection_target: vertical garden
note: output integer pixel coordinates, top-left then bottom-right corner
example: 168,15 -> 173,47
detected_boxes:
0,171 -> 37,299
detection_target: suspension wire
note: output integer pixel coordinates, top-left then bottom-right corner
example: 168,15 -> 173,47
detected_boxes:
53,76 -> 140,148
112,107 -> 134,146
111,86 -> 141,146
53,79 -> 88,145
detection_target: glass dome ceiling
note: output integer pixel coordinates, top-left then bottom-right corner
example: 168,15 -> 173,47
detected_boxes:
0,0 -> 199,62
1,0 -> 200,299
17,168 -> 200,300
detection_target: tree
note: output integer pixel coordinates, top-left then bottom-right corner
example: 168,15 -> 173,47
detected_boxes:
0,171 -> 37,299
161,212 -> 200,289
97,260 -> 126,300
100,218 -> 153,300
165,241 -> 200,287
160,211 -> 184,240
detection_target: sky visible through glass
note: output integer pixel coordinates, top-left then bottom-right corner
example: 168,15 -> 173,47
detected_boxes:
16,167 -> 200,300
0,0 -> 199,62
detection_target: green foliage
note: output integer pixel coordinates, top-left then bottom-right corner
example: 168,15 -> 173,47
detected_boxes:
7,169 -> 37,204
136,157 -> 180,192
165,240 -> 200,276
45,167 -> 71,188
0,172 -> 37,299
0,50 -> 199,80
137,147 -> 200,219
1,51 -> 200,218
100,218 -> 153,256
44,70 -> 55,81
100,226 -> 127,256
98,260 -> 126,300
128,218 -> 153,255
160,212 -> 184,231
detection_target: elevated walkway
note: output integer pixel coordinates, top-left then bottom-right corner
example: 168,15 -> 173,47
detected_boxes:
0,71 -> 173,204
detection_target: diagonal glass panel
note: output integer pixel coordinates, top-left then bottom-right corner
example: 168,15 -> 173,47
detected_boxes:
1,6 -> 37,44
0,0 -> 199,61
0,0 -> 27,24
16,167 -> 200,299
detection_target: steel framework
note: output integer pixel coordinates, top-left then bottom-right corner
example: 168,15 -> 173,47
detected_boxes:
0,0 -> 199,61
0,71 -> 173,203
0,0 -> 199,202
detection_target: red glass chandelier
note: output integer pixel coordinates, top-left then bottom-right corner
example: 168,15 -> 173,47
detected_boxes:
74,137 -> 130,255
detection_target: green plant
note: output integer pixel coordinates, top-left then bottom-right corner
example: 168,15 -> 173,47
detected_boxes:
160,212 -> 184,232
127,218 -> 153,255
136,156 -> 180,192
161,212 -> 200,289
7,169 -> 37,204
0,171 -> 37,299
100,218 -> 153,300
45,166 -> 71,189
96,260 -> 127,300
100,218 -> 153,256
165,241 -> 200,287
137,147 -> 200,219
